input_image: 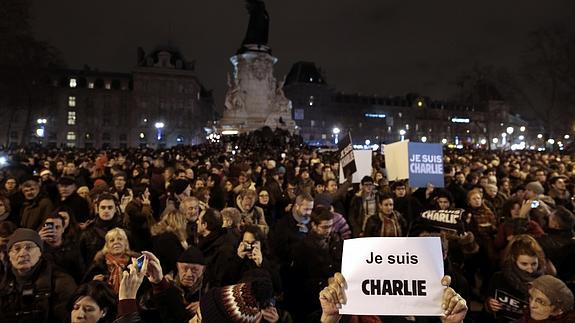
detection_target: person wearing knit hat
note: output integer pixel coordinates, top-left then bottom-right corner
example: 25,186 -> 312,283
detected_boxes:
195,279 -> 277,323
170,178 -> 191,198
523,275 -> 575,321
1,228 -> 77,322
174,246 -> 207,317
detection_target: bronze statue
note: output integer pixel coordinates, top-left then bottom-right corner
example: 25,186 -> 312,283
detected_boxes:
242,0 -> 269,46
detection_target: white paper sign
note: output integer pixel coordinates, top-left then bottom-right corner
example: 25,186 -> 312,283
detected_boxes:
339,150 -> 373,184
340,237 -> 445,316
383,140 -> 410,181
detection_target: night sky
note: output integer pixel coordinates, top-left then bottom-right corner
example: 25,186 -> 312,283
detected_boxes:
31,0 -> 575,107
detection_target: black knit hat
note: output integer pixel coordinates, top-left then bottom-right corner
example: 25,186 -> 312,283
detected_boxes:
177,246 -> 205,265
169,179 -> 190,195
314,193 -> 333,208
7,228 -> 43,252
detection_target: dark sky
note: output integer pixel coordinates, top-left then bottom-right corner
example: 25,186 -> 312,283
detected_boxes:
31,0 -> 575,107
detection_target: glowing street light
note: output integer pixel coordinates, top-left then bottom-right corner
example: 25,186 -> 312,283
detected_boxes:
537,134 -> 543,139
564,134 -> 570,140
506,126 -> 514,135
520,126 -> 526,132
492,138 -> 499,144
36,118 -> 47,139
399,129 -> 406,141
421,136 -> 427,143
332,127 -> 340,144
548,138 -> 555,145
480,138 -> 487,145
441,138 -> 448,144
155,122 -> 165,141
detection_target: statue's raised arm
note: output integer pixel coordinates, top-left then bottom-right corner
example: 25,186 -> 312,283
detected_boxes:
242,0 -> 269,46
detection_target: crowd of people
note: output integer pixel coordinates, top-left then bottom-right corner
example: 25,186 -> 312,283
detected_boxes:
0,127 -> 573,322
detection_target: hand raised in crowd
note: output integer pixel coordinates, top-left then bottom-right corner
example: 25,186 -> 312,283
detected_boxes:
261,306 -> 279,323
186,301 -> 200,316
249,242 -> 263,267
319,272 -> 346,323
38,225 -> 55,242
93,274 -> 106,282
440,276 -> 468,323
485,297 -> 503,313
140,251 -> 163,284
237,241 -> 251,259
119,257 -> 147,300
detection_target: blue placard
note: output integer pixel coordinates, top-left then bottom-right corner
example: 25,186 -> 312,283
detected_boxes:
407,143 -> 444,188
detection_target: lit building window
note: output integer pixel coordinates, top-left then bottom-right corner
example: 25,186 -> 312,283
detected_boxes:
67,111 -> 76,125
66,132 -> 76,141
68,96 -> 76,107
105,81 -> 111,90
309,96 -> 315,107
88,81 -> 94,89
69,78 -> 77,88
85,133 -> 92,140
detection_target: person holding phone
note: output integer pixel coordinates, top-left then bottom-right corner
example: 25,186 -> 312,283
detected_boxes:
221,225 -> 281,293
39,211 -> 85,283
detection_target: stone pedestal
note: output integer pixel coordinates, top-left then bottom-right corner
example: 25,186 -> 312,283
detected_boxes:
220,45 -> 296,134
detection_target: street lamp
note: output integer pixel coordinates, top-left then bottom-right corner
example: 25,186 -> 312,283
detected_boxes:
519,126 -> 526,132
155,122 -> 165,141
441,138 -> 448,144
399,129 -> 406,141
537,134 -> 543,139
421,136 -> 427,143
332,127 -> 340,145
36,118 -> 47,142
506,127 -> 514,135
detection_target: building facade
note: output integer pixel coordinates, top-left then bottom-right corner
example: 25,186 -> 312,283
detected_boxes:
284,61 -> 534,150
0,47 -> 215,148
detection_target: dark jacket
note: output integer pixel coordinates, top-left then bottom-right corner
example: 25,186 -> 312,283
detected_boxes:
43,238 -> 86,284
79,216 -> 124,264
152,232 -> 185,275
289,232 -> 343,320
20,194 -> 54,230
198,228 -> 235,288
57,192 -> 91,223
0,258 -> 77,323
125,199 -> 154,252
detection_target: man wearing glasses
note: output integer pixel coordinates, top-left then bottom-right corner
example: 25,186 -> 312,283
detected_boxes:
0,228 -> 76,322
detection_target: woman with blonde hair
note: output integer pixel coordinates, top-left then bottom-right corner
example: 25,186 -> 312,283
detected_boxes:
83,227 -> 139,294
151,209 -> 188,275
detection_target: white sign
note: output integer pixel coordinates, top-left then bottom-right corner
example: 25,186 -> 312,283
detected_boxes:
383,140 -> 410,181
339,150 -> 372,184
340,237 -> 445,316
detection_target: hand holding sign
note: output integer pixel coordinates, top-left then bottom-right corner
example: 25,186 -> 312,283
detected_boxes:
319,273 -> 468,322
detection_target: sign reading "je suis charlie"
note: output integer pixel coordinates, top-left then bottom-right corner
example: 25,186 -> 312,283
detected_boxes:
340,237 -> 444,316
384,141 -> 444,188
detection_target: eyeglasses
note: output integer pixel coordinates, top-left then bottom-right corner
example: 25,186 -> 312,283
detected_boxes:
9,243 -> 38,254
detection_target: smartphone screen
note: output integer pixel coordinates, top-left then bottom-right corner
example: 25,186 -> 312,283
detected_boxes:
136,255 -> 145,271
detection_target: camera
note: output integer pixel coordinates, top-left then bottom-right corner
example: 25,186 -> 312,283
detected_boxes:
531,200 -> 540,209
44,222 -> 54,230
244,242 -> 255,251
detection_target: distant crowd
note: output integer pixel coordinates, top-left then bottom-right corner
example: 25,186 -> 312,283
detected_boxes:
0,128 -> 573,322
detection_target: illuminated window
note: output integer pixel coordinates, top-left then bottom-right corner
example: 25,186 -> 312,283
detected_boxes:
68,96 -> 76,107
67,111 -> 76,125
69,78 -> 77,88
88,81 -> 94,89
105,81 -> 111,90
66,132 -> 76,141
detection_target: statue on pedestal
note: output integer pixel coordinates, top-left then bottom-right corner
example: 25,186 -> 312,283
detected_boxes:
242,0 -> 269,46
